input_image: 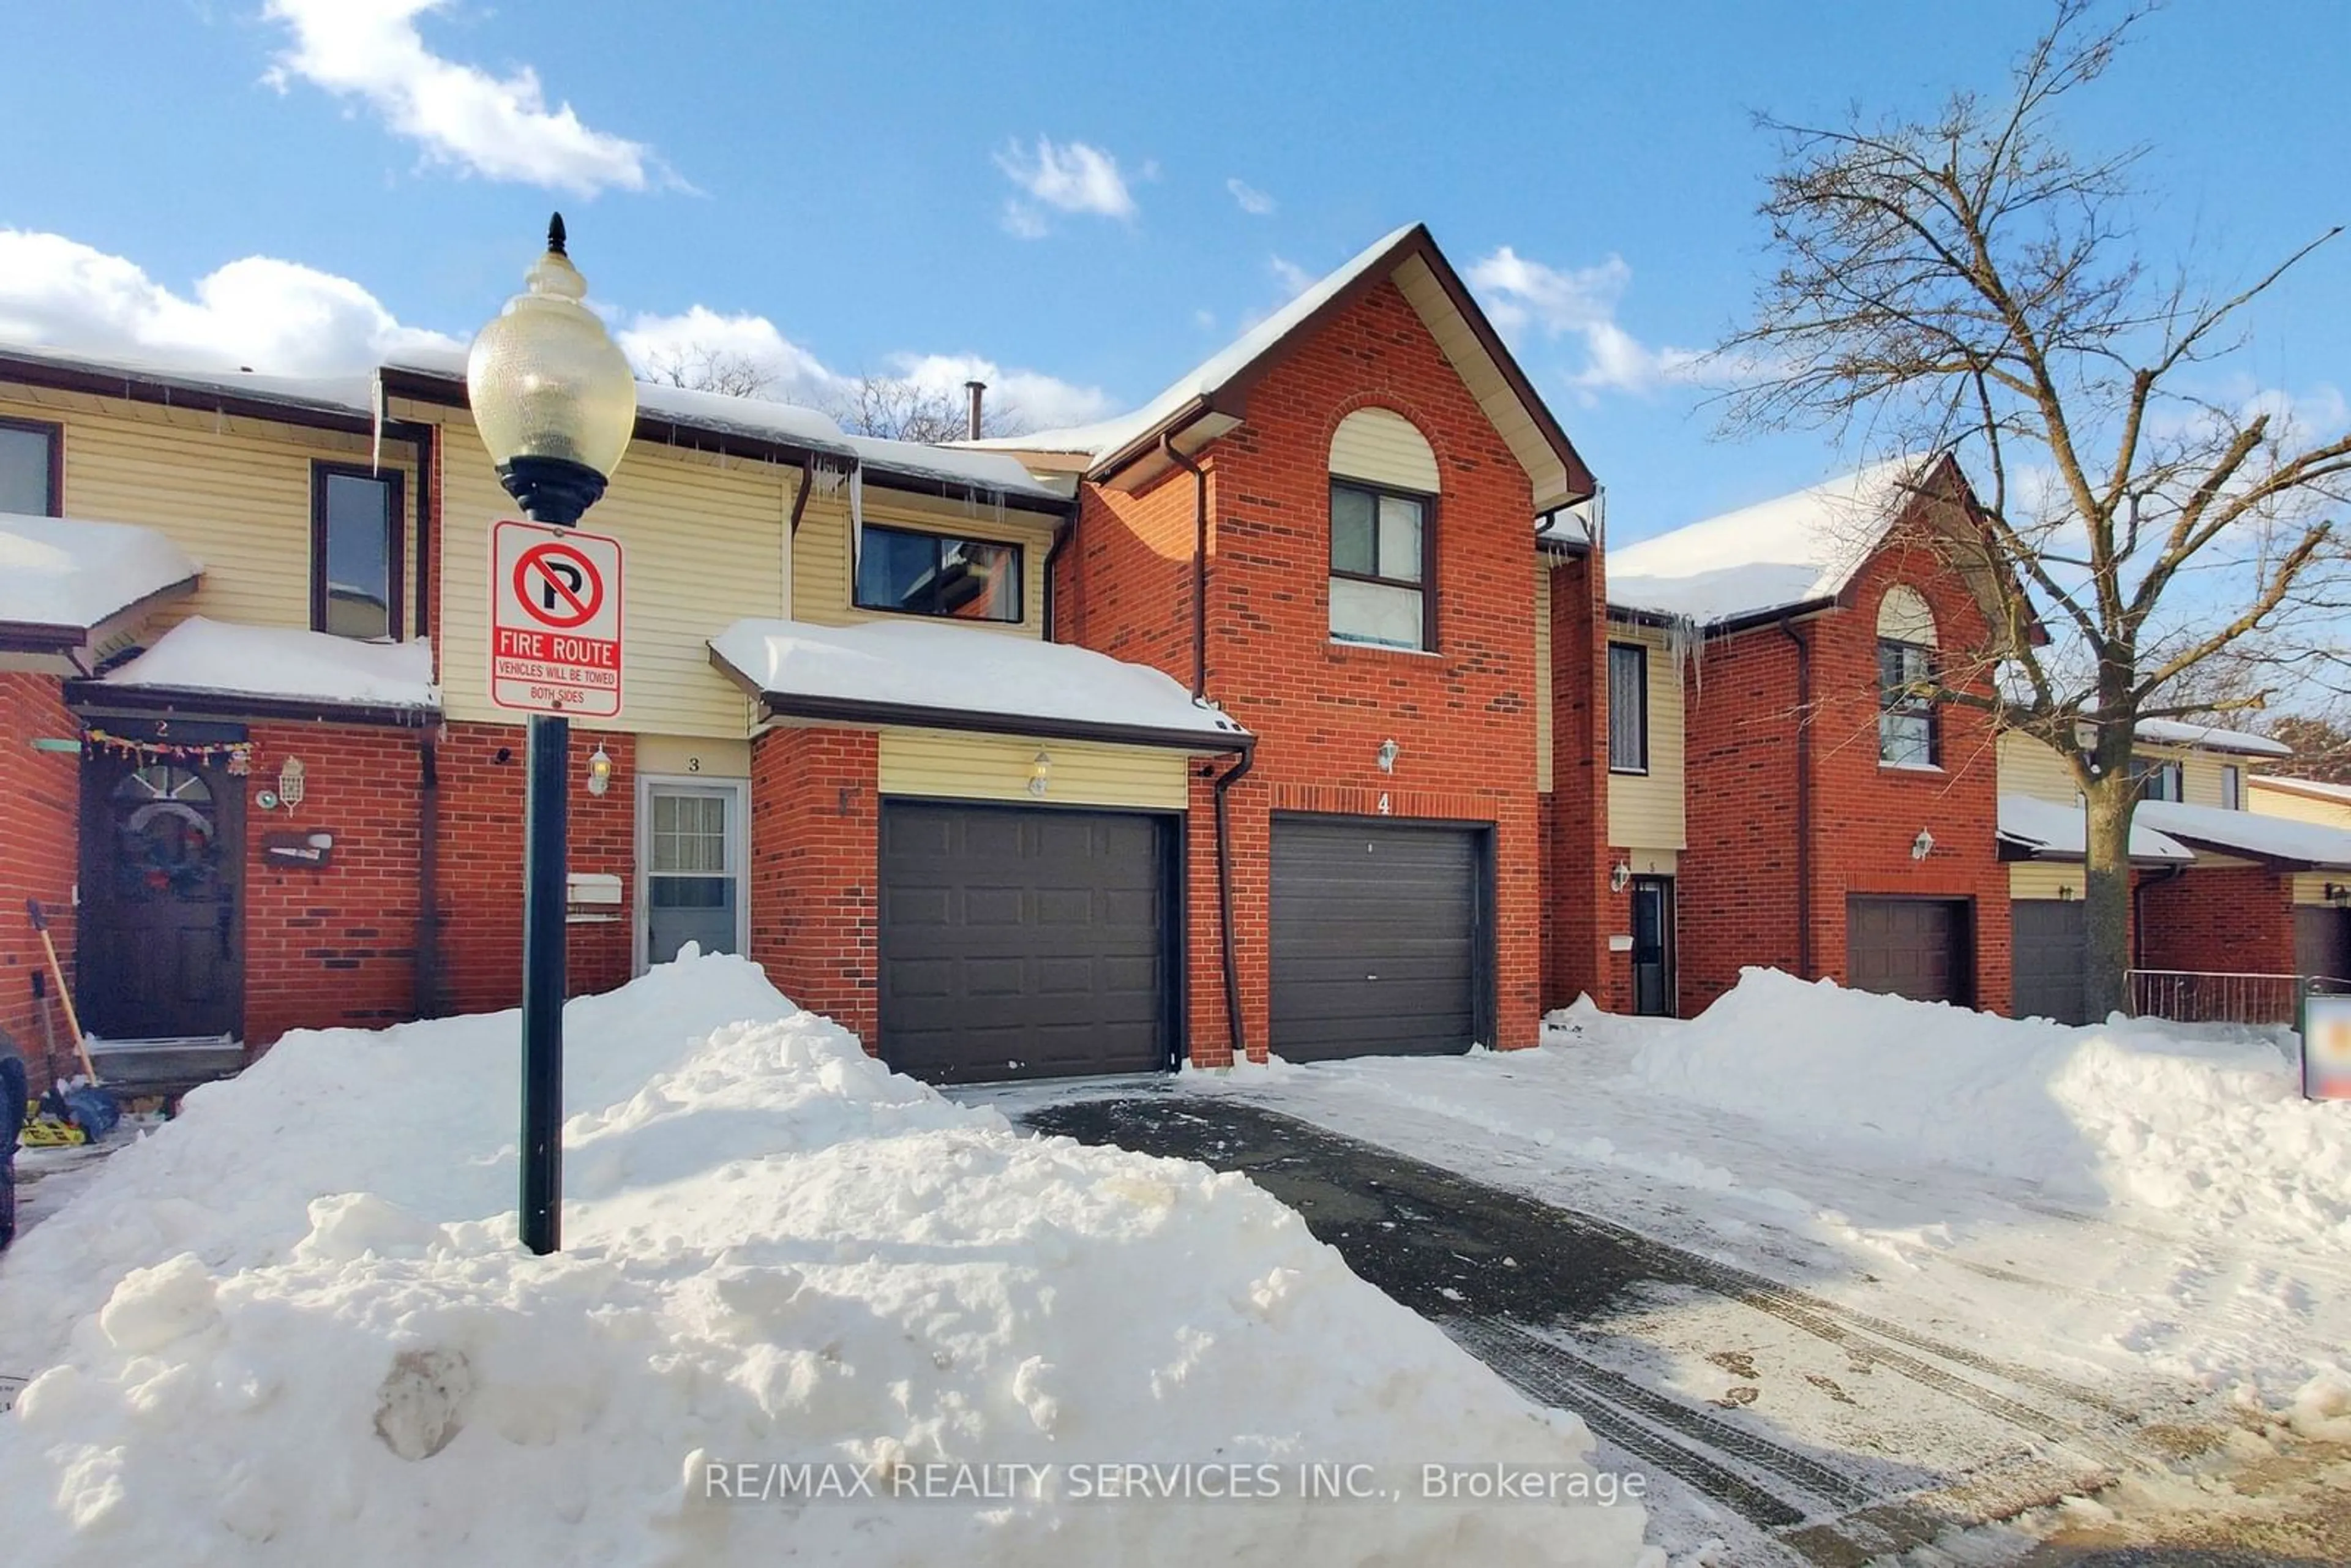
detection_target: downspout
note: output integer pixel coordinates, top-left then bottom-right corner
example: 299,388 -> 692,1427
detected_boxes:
1210,744 -> 1257,1063
1162,433 -> 1209,698
1777,615 -> 1813,979
1042,507 -> 1078,642
414,733 -> 442,1019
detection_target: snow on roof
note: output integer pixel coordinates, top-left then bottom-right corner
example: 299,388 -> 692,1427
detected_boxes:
2251,774 -> 2351,804
2134,717 -> 2292,759
0,341 -> 382,422
382,345 -> 1069,506
1998,793 -> 2192,863
1607,457 -> 1929,625
95,617 -> 439,713
710,617 -> 1250,748
960,223 -> 1422,464
2134,799 -> 2351,870
0,512 -> 201,633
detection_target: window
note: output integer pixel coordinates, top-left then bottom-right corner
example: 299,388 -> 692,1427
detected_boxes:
1329,481 -> 1430,650
311,463 -> 403,640
2132,758 -> 2184,803
1877,639 -> 1940,767
2221,764 -> 2243,811
0,416 -> 62,516
1608,642 -> 1649,773
854,525 -> 1023,623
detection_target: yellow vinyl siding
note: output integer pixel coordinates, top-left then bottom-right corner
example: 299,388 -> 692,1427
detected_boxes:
2252,781 -> 2351,830
877,729 -> 1187,809
2009,864 -> 2087,900
1,384 -> 416,636
637,735 -> 752,778
1624,848 -> 1678,877
792,486 -> 1053,634
423,410 -> 789,738
1534,563 -> 1553,793
1329,407 -> 1441,493
1997,730 -> 2079,804
1607,622 -> 1685,851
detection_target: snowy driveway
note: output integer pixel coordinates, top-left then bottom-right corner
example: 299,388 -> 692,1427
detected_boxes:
1024,1094 -> 2151,1564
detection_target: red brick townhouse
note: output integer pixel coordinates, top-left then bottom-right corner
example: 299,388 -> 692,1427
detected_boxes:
0,222 -> 1612,1087
1597,455 -> 2014,1018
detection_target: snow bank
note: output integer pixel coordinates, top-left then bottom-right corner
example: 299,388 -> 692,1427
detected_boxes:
1632,969 -> 2351,1250
0,954 -> 1649,1566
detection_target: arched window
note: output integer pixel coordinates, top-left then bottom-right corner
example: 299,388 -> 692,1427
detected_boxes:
1876,586 -> 1940,767
1327,410 -> 1438,651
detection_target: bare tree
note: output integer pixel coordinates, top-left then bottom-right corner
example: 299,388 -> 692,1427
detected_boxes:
637,344 -> 778,399
1719,0 -> 2351,1015
822,374 -> 1024,442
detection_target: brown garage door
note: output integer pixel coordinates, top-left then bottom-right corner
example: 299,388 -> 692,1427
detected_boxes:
878,801 -> 1171,1085
1847,896 -> 1971,1006
2011,899 -> 2088,1024
1269,817 -> 1487,1061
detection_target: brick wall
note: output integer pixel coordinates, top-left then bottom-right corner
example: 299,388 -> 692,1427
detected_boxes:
0,674 -> 81,1086
1548,549 -> 1614,1011
748,726 -> 879,1045
1677,539 -> 2011,1015
1070,276 -> 1557,1060
241,722 -> 424,1046
2139,865 -> 2295,976
433,720 -> 637,1017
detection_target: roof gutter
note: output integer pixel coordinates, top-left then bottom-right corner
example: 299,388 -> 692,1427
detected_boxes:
64,685 -> 441,729
1777,614 -> 1814,980
0,353 -> 379,437
746,689 -> 1251,756
1161,432 -> 1210,699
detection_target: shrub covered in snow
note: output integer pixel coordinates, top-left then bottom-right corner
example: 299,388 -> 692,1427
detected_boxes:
0,954 -> 1653,1566
1632,969 -> 2351,1250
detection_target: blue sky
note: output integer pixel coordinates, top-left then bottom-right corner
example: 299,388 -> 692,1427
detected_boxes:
5,0 -> 2344,543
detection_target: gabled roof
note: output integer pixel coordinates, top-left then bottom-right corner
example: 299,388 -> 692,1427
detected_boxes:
2250,774 -> 2351,805
709,617 -> 1251,752
963,223 -> 1596,509
1608,456 -> 1941,628
0,512 -> 203,651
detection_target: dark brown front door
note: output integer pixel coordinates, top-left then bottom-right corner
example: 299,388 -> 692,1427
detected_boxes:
78,759 -> 245,1040
1846,896 -> 1971,1007
2296,906 -> 2351,986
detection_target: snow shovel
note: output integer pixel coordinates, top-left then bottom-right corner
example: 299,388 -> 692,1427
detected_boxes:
25,900 -> 97,1084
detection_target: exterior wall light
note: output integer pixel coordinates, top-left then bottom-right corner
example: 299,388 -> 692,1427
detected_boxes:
586,744 -> 614,797
1911,828 -> 1935,861
1376,738 -> 1400,774
277,756 -> 306,812
1029,750 -> 1052,797
1609,860 -> 1632,894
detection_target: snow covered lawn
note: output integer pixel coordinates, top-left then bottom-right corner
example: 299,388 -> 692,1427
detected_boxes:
1190,968 -> 2351,1420
0,954 -> 1654,1566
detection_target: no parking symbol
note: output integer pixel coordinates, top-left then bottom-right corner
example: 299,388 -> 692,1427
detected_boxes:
490,518 -> 625,718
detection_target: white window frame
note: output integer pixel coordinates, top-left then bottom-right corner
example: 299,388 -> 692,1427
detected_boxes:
632,772 -> 751,976
2221,763 -> 2243,811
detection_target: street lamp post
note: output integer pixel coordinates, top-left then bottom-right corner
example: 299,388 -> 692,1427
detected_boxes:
466,213 -> 637,1255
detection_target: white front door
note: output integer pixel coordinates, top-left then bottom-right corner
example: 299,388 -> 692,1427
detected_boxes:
636,776 -> 748,972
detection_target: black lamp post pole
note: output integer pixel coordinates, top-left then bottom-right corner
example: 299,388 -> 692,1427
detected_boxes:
504,457 -> 606,1258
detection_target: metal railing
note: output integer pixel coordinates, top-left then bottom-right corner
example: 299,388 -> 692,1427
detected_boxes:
2126,969 -> 2351,1027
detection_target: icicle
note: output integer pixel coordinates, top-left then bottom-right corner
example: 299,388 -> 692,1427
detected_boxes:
1663,612 -> 1705,698
848,464 -> 865,579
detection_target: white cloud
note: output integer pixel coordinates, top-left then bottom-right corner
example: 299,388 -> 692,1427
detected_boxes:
617,318 -> 1113,432
1226,178 -> 1275,216
1466,245 -> 1704,399
1268,255 -> 1315,298
0,228 -> 459,374
0,228 -> 1111,438
261,0 -> 670,196
994,137 -> 1138,237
